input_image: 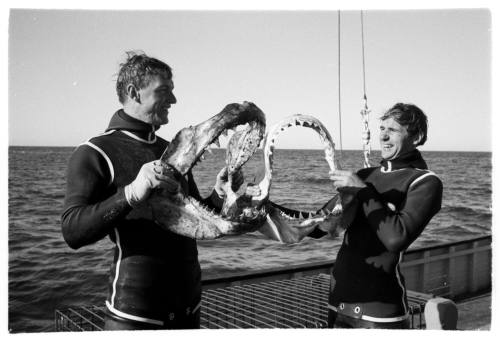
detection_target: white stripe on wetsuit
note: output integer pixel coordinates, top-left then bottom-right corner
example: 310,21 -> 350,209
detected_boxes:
327,251 -> 409,323
120,130 -> 157,144
105,301 -> 164,326
328,304 -> 409,323
409,170 -> 437,189
82,142 -> 115,187
80,130 -> 116,186
106,228 -> 164,326
395,252 -> 408,313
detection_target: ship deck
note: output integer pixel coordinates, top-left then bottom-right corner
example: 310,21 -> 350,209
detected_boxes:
54,274 -> 491,331
456,293 -> 491,330
54,235 -> 492,331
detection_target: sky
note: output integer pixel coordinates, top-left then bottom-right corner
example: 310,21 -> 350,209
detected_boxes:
6,6 -> 492,151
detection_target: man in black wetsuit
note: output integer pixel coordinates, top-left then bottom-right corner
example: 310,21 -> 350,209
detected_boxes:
327,103 -> 443,328
61,51 -> 242,330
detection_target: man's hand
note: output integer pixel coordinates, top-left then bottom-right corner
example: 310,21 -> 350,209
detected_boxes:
329,170 -> 366,190
245,184 -> 262,197
125,160 -> 181,207
214,167 -> 245,197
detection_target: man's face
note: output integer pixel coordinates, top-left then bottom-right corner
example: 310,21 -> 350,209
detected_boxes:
137,74 -> 176,126
379,117 -> 416,160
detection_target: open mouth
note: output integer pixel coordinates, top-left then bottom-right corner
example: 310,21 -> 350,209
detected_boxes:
252,114 -> 338,203
190,122 -> 259,170
159,102 -> 267,224
161,102 -> 265,175
250,114 -> 343,224
177,121 -> 270,226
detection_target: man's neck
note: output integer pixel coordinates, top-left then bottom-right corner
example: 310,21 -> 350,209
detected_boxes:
380,149 -> 427,170
122,104 -> 151,125
387,148 -> 418,162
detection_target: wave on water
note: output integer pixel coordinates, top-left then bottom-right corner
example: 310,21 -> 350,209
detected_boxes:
440,205 -> 491,216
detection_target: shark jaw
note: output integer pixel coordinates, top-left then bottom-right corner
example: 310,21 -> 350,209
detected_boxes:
149,102 -> 268,239
252,114 -> 352,243
149,106 -> 351,241
161,102 -> 265,175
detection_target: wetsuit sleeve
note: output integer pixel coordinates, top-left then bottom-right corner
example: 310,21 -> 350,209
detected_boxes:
186,171 -> 223,211
61,145 -> 132,249
202,190 -> 224,211
355,174 -> 443,252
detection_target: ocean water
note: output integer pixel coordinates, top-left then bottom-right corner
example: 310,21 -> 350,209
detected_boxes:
8,146 -> 491,333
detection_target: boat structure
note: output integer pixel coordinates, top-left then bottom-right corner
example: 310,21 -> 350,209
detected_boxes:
55,235 -> 491,330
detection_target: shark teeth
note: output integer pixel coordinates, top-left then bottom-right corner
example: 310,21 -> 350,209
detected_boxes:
265,116 -> 323,153
189,195 -> 266,223
299,211 -> 314,219
279,210 -> 294,220
278,208 -> 330,222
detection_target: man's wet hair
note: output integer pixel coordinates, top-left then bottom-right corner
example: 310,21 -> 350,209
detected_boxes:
116,51 -> 172,104
380,103 -> 428,146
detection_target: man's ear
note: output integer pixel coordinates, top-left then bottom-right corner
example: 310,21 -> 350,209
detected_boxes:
412,133 -> 423,146
126,84 -> 141,103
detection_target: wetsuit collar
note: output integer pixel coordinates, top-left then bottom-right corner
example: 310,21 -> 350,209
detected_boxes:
380,149 -> 428,171
106,109 -> 158,142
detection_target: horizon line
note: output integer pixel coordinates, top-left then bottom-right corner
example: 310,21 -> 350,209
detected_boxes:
7,145 -> 492,153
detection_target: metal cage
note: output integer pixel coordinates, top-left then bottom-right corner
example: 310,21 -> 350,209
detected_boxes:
55,274 -> 427,330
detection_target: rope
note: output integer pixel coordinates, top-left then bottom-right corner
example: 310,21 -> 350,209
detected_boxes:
360,11 -> 368,100
360,10 -> 371,168
337,10 -> 343,157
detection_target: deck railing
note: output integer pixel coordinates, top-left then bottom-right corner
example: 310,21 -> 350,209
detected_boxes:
55,274 -> 429,330
55,235 -> 491,331
203,235 -> 492,299
401,235 -> 491,298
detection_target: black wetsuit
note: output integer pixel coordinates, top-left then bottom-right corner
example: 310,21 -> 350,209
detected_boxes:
327,150 -> 443,328
61,110 -> 217,329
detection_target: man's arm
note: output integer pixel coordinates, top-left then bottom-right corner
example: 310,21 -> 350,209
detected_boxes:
61,145 -> 131,249
355,175 -> 443,252
189,167 -> 245,212
61,145 -> 180,249
185,171 -> 224,211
